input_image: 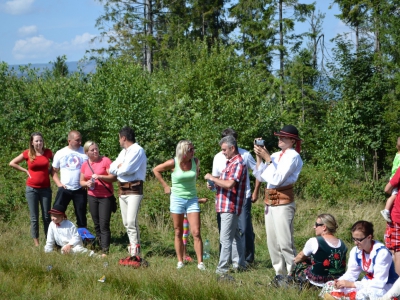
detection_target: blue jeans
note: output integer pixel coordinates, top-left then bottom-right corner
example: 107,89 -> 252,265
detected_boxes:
25,186 -> 52,239
238,197 -> 255,263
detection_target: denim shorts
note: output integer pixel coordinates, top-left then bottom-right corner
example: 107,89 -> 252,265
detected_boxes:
170,194 -> 200,214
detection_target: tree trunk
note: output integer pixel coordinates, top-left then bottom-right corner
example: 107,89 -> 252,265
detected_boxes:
279,0 -> 284,109
145,0 -> 153,73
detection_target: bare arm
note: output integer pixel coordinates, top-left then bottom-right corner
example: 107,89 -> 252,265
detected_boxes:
91,169 -> 117,183
9,154 -> 30,178
80,172 -> 94,189
52,167 -> 65,188
294,251 -> 308,264
153,159 -> 175,194
385,182 -> 394,194
251,179 -> 262,203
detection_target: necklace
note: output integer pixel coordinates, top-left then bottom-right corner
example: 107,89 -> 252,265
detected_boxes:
361,240 -> 374,271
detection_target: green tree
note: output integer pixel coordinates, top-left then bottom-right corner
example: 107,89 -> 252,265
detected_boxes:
229,0 -> 276,73
52,55 -> 69,77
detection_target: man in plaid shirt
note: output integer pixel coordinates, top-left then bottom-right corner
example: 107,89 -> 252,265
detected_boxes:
205,135 -> 247,281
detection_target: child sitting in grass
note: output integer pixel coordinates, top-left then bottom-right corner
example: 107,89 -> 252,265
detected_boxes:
44,204 -> 91,254
381,137 -> 400,223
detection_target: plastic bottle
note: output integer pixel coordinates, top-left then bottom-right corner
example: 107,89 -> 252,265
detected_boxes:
203,239 -> 211,259
89,178 -> 95,190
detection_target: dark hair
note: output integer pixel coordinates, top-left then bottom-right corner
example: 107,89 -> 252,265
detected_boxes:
28,132 -> 45,162
351,220 -> 374,238
221,128 -> 238,139
119,126 -> 136,143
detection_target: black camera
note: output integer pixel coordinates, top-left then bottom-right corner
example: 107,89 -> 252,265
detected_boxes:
254,139 -> 265,146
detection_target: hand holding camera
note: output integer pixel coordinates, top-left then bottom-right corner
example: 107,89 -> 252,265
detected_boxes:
254,139 -> 265,146
254,137 -> 271,162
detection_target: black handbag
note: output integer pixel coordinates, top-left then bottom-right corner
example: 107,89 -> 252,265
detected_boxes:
87,162 -> 118,213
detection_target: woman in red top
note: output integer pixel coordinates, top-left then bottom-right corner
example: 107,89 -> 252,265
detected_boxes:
9,132 -> 53,246
80,141 -> 116,256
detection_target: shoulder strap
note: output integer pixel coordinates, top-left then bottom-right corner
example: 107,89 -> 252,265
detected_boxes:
87,161 -> 113,195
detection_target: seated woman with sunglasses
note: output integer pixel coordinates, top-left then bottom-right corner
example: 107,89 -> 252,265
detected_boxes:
294,214 -> 347,288
321,220 -> 398,300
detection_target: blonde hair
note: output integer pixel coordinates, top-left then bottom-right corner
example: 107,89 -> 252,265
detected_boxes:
83,141 -> 97,153
28,132 -> 45,162
317,213 -> 339,234
175,140 -> 193,165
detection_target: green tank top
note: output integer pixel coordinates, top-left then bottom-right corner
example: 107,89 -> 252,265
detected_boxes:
171,158 -> 197,199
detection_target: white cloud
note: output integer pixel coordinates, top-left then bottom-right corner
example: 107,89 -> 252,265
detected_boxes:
12,35 -> 54,60
18,25 -> 37,36
12,33 -> 100,62
71,33 -> 96,47
2,0 -> 34,15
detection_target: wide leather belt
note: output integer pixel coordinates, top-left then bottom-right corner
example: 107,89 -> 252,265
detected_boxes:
264,184 -> 294,206
118,180 -> 143,196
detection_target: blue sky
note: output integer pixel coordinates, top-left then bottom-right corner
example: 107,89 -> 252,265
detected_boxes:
0,0 -> 350,66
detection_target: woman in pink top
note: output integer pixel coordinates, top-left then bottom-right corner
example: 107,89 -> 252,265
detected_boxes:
9,132 -> 53,246
80,141 -> 116,256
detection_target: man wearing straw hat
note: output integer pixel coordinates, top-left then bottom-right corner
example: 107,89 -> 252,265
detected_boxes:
253,124 -> 303,287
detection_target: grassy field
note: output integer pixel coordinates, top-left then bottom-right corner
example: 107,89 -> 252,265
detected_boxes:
0,179 -> 388,299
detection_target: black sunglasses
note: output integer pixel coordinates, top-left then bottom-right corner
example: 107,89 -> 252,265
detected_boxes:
314,222 -> 324,227
352,236 -> 369,243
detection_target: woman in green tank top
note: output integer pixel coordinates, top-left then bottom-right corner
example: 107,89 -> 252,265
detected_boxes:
153,140 -> 206,271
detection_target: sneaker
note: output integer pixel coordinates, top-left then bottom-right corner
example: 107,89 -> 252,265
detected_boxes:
177,261 -> 184,269
381,210 -> 392,223
197,262 -> 206,270
217,274 -> 235,283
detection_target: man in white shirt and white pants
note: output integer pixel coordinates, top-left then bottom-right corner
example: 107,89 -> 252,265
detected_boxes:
109,126 -> 147,257
253,125 -> 303,287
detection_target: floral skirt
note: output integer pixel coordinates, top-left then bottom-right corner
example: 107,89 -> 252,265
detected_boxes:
319,281 -> 394,300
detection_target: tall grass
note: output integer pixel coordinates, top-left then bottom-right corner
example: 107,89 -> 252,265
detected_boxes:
0,179 -> 387,299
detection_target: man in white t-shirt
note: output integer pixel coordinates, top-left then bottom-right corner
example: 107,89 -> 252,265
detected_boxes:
211,128 -> 261,267
52,130 -> 88,228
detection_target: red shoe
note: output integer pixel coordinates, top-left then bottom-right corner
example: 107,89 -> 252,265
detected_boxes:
119,256 -> 149,268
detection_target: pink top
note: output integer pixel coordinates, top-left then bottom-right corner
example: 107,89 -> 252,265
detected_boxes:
81,156 -> 113,198
23,149 -> 53,188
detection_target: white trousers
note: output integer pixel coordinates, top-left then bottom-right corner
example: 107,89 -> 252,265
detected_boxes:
119,194 -> 143,256
265,202 -> 296,275
61,244 -> 88,254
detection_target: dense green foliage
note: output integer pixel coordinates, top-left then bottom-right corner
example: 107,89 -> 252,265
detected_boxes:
3,2 -> 400,297
5,0 -> 400,214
